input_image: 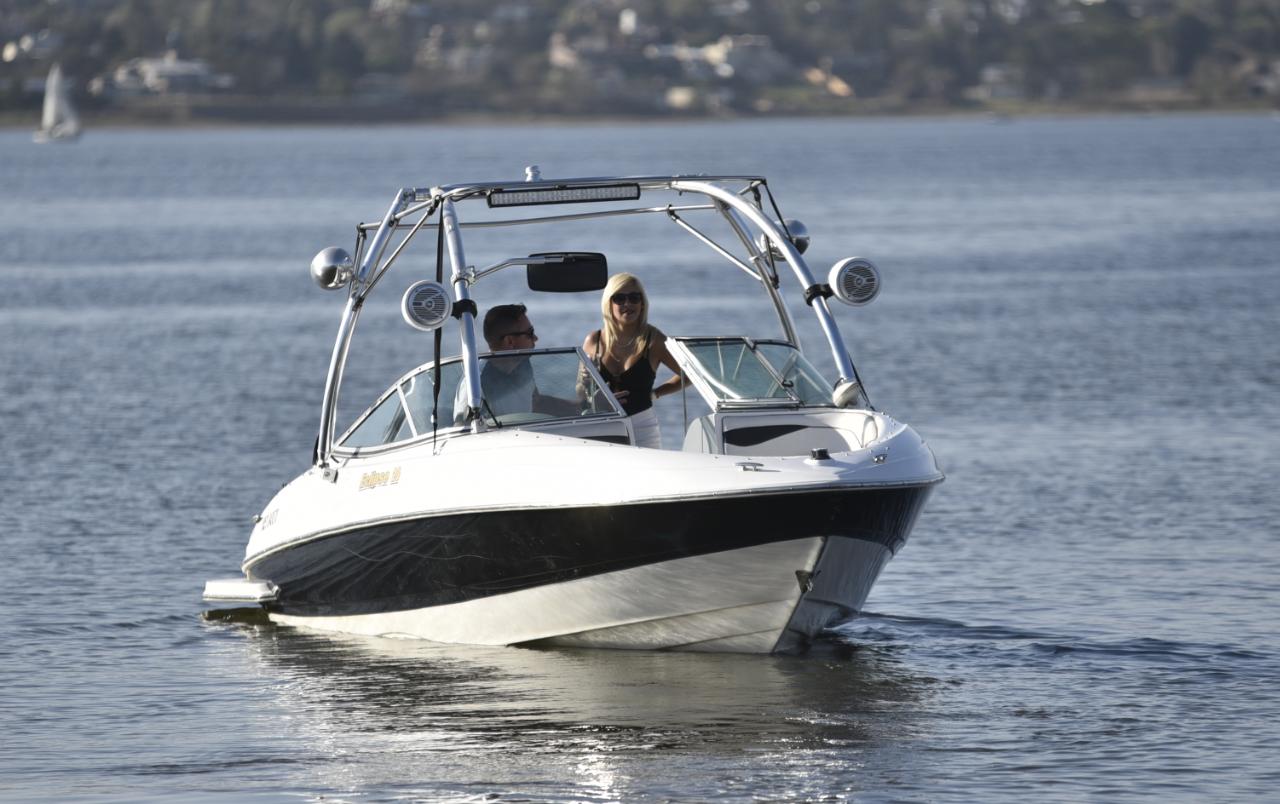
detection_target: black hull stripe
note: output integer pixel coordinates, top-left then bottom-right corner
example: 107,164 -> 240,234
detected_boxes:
248,478 -> 943,565
248,485 -> 933,618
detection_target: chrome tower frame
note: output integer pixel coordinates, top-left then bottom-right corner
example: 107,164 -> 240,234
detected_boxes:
314,174 -> 863,469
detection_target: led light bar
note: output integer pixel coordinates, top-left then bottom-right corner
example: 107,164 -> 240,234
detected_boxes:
487,183 -> 641,208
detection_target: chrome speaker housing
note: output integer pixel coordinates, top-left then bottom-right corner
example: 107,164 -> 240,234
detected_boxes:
782,218 -> 809,254
310,247 -> 354,290
828,257 -> 881,306
756,219 -> 810,258
401,280 -> 452,331
832,379 -> 865,409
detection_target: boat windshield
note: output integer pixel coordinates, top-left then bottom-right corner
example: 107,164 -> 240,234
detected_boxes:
338,348 -> 620,450
671,337 -> 834,409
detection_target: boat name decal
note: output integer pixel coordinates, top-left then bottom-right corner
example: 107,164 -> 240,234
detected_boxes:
359,467 -> 402,491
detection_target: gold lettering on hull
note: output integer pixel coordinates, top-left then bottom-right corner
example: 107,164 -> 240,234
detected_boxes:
359,466 -> 402,491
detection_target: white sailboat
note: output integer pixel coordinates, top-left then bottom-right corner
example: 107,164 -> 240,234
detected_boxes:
33,63 -> 81,143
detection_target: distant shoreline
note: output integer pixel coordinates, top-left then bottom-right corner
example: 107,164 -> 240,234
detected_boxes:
5,101 -> 1277,131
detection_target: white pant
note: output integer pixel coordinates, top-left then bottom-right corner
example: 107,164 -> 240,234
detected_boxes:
630,407 -> 662,449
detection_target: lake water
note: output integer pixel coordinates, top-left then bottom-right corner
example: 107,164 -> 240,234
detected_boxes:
1,113 -> 1277,801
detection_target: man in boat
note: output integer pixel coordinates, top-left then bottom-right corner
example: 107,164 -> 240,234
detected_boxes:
478,303 -> 539,415
468,304 -> 579,420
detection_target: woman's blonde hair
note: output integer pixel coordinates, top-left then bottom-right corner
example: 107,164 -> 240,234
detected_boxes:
599,273 -> 649,357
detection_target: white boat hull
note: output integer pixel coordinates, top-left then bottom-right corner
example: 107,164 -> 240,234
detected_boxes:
235,419 -> 939,654
268,535 -> 894,653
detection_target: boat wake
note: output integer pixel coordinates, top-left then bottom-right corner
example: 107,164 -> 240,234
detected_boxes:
828,611 -> 1272,670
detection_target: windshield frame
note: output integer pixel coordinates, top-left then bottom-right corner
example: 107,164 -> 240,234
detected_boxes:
333,346 -> 625,457
667,336 -> 836,411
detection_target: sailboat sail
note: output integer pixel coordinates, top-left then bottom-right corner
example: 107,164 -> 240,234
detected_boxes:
35,63 -> 81,142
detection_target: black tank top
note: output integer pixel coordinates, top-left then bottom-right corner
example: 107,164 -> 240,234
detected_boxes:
595,328 -> 656,416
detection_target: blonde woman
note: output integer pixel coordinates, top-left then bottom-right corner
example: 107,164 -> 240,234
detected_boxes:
582,273 -> 683,448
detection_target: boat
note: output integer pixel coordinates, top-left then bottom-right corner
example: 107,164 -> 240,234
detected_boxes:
33,63 -> 81,143
203,170 -> 944,654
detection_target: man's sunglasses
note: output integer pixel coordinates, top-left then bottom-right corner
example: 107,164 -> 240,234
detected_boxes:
611,292 -> 644,305
502,327 -> 536,340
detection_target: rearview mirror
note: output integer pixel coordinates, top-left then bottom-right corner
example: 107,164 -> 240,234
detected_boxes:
527,252 -> 608,292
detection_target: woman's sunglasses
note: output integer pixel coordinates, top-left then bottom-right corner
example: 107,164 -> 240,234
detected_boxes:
611,292 -> 644,305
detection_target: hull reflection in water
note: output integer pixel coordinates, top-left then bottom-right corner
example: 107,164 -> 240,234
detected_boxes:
202,615 -> 934,801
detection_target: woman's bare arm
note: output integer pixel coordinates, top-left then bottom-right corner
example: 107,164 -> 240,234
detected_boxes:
648,327 -> 684,400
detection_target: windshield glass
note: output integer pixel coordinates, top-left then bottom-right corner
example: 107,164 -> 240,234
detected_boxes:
755,342 -> 833,406
338,348 -> 619,449
676,338 -> 833,407
466,348 -> 617,425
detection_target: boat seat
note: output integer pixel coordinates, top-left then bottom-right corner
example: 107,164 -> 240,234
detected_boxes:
683,410 -> 875,457
521,416 -> 634,445
721,423 -> 854,456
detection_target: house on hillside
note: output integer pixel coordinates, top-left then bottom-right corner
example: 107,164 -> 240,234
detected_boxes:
644,34 -> 791,85
89,51 -> 234,97
963,64 -> 1026,102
